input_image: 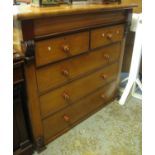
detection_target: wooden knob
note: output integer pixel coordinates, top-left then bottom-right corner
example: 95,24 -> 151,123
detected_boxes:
104,54 -> 110,61
116,30 -> 120,34
62,69 -> 69,77
63,115 -> 70,122
48,46 -> 52,51
101,94 -> 105,99
102,33 -> 105,37
63,45 -> 70,53
101,74 -> 107,80
62,91 -> 70,100
107,33 -> 113,40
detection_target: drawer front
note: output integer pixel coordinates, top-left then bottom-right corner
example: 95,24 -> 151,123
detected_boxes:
43,81 -> 117,142
40,63 -> 119,118
34,11 -> 126,37
35,31 -> 89,66
37,43 -> 121,93
91,24 -> 124,49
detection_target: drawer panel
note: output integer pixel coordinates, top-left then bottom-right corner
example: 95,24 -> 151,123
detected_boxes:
40,63 -> 119,118
37,43 -> 121,93
91,24 -> 124,49
35,31 -> 89,66
34,11 -> 126,37
43,81 -> 117,142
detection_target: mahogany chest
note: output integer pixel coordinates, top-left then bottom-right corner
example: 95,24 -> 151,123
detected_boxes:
13,3 -> 136,151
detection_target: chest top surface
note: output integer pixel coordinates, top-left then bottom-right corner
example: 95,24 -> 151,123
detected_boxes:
13,3 -> 137,20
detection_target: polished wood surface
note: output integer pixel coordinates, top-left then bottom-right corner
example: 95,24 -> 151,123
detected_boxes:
43,81 -> 117,142
14,3 -> 137,20
35,31 -> 89,66
13,4 -> 135,151
34,11 -> 125,37
24,63 -> 44,150
91,24 -> 124,49
36,42 -> 121,93
124,0 -> 141,13
40,62 -> 119,118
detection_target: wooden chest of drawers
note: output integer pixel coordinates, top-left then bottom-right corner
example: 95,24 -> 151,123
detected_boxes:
14,3 -> 135,151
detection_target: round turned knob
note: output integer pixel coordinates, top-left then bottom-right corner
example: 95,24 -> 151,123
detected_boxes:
104,54 -> 110,61
107,33 -> 113,40
101,94 -> 105,99
63,115 -> 70,122
63,45 -> 70,53
62,91 -> 70,100
62,69 -> 69,77
116,30 -> 120,34
101,74 -> 107,80
48,46 -> 52,51
102,33 -> 105,37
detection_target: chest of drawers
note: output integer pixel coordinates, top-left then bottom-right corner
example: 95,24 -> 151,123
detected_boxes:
14,3 -> 135,151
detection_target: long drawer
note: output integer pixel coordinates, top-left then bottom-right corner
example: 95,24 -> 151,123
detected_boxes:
43,81 -> 117,142
36,43 -> 121,93
40,62 -> 119,118
34,11 -> 126,37
91,24 -> 124,49
35,31 -> 89,66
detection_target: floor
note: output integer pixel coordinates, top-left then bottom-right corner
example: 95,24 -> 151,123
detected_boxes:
34,96 -> 142,155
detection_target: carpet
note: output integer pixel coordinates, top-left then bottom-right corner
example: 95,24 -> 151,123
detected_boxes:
34,96 -> 142,155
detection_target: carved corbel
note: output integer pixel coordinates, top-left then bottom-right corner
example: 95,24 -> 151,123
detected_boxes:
22,40 -> 35,64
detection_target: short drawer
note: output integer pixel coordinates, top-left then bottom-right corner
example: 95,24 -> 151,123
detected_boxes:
43,81 -> 117,142
35,31 -> 89,66
36,43 -> 121,93
91,24 -> 124,49
40,63 -> 119,118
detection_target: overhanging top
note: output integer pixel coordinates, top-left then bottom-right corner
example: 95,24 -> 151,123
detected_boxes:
13,3 -> 137,20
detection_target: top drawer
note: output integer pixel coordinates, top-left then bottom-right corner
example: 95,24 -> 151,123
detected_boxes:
91,24 -> 124,49
34,11 -> 126,37
35,31 -> 89,66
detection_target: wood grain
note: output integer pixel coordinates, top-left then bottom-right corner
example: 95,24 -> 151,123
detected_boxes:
34,11 -> 126,36
14,3 -> 137,20
24,63 -> 44,145
36,42 -> 121,93
43,81 -> 117,142
40,62 -> 119,118
124,0 -> 141,13
91,24 -> 124,49
35,31 -> 89,66
14,4 -> 135,150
